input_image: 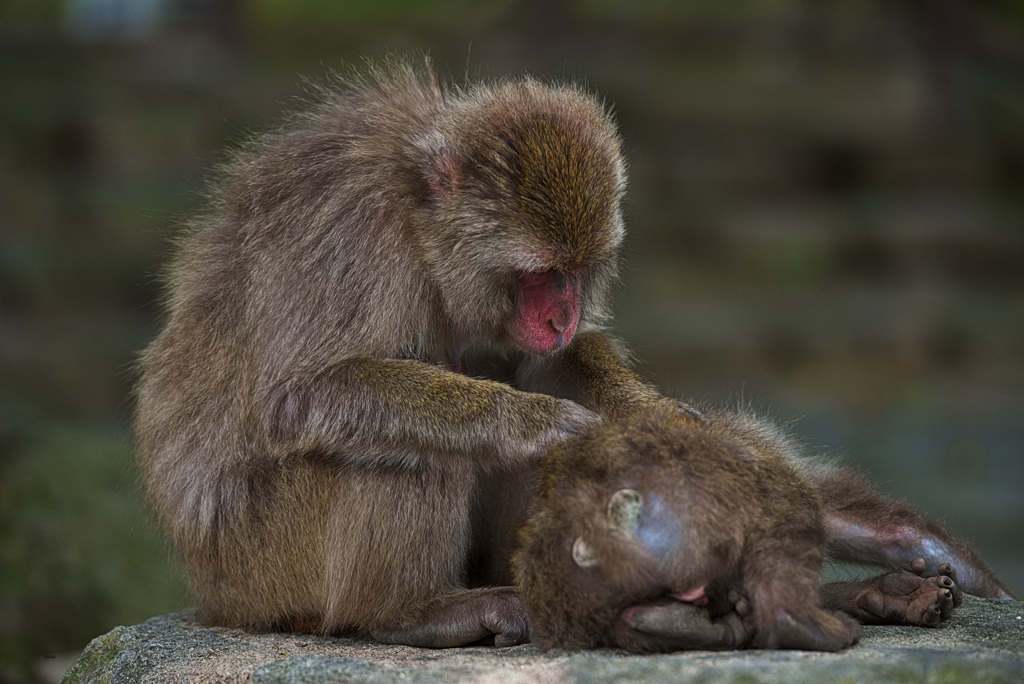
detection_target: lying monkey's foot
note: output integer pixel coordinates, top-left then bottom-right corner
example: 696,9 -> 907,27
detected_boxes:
822,558 -> 961,626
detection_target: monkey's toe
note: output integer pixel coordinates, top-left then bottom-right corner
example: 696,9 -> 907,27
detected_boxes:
936,562 -> 964,607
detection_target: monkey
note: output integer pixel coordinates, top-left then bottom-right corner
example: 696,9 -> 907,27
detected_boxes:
135,57 -> 1014,650
137,58 -> 636,647
513,406 -> 963,652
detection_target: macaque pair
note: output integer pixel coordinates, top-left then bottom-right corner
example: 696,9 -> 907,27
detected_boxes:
135,58 -> 1015,653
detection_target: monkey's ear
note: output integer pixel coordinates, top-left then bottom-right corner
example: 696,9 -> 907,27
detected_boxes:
608,489 -> 643,536
572,537 -> 599,568
427,152 -> 460,198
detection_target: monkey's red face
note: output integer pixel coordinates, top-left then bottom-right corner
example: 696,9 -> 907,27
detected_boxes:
512,269 -> 580,354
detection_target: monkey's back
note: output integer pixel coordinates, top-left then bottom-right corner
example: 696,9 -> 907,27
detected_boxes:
133,66 -> 457,630
138,76 -> 424,478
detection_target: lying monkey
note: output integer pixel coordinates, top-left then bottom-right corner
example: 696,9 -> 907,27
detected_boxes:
514,406 -> 961,652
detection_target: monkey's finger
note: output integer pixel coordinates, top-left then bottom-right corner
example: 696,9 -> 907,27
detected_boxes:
937,562 -> 964,607
904,557 -> 928,576
727,590 -> 752,617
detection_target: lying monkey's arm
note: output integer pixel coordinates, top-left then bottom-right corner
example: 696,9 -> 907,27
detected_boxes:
264,357 -> 599,464
516,330 -> 700,421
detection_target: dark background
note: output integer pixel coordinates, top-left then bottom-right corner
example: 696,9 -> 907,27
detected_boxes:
1,1 -> 1022,682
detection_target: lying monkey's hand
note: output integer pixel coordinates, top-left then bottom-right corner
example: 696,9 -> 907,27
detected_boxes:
621,598 -> 750,650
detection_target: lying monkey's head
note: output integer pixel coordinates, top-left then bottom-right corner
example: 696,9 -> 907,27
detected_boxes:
514,407 -> 754,649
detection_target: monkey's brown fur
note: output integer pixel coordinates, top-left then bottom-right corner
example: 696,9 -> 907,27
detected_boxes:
514,407 -> 973,652
136,58 -> 1013,649
515,407 -> 863,652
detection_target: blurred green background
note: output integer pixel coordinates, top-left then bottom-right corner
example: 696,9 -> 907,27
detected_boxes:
1,1 -> 1023,682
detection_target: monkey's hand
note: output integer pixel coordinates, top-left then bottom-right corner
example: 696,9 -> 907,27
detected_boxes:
821,558 -> 961,626
620,593 -> 752,651
548,398 -> 602,443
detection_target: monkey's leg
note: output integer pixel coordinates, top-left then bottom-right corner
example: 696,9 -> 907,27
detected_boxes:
180,455 -> 336,632
322,460 -> 530,648
379,466 -> 536,648
821,558 -> 961,626
516,331 -> 703,422
468,465 -> 537,588
812,466 -> 1017,599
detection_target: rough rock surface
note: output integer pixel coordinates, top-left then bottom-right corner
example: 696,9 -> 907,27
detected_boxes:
63,596 -> 1024,683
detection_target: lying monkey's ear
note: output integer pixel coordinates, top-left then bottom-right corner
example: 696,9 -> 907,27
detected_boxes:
571,488 -> 645,569
572,537 -> 599,568
608,488 -> 643,537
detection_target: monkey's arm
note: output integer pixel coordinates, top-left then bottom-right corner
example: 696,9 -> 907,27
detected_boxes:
266,357 -> 598,465
516,331 -> 700,421
812,465 -> 1017,599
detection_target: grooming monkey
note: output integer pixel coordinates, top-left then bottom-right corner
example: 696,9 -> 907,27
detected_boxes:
514,407 -> 962,652
136,59 -> 1015,649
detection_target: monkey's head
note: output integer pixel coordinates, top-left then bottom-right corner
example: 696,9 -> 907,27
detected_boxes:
415,80 -> 626,355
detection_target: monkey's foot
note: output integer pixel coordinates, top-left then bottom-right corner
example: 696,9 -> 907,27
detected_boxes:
824,558 -> 962,626
368,587 -> 530,648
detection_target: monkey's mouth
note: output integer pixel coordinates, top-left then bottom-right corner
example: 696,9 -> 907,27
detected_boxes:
518,326 -> 575,355
669,585 -> 709,607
